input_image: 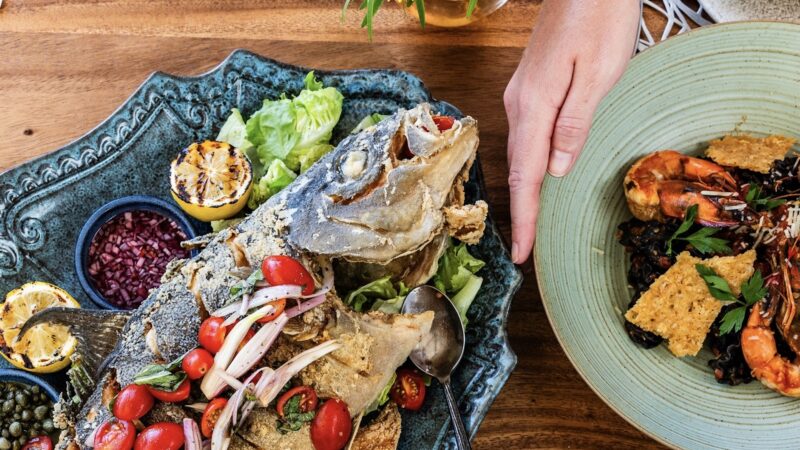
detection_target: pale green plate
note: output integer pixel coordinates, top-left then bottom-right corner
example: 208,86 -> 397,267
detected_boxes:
536,22 -> 800,450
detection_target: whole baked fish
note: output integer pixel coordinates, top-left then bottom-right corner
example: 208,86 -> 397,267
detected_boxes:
28,103 -> 486,449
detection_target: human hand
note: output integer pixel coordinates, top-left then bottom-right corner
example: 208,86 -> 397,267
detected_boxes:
504,0 -> 640,263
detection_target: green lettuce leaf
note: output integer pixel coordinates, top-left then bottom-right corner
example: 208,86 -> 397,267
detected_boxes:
247,159 -> 298,209
451,274 -> 483,327
245,71 -> 343,173
433,239 -> 486,294
217,108 -> 254,152
344,276 -> 409,313
284,143 -> 334,174
351,113 -> 388,134
365,372 -> 397,414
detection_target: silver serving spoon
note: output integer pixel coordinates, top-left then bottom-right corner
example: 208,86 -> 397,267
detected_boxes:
402,286 -> 471,450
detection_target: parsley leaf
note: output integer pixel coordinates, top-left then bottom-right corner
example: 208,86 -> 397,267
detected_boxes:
695,264 -> 737,301
697,266 -> 768,335
666,205 -> 731,256
746,183 -> 786,211
276,394 -> 316,434
719,306 -> 747,334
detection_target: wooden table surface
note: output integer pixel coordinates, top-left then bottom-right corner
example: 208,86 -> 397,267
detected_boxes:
0,1 -> 680,448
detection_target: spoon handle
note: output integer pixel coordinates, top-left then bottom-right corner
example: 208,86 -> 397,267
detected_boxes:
443,380 -> 472,450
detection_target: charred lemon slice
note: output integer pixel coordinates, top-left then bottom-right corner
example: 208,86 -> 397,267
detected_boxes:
170,141 -> 253,221
0,282 -> 79,373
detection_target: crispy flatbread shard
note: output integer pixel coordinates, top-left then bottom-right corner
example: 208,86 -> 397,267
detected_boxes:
705,134 -> 796,174
625,250 -> 756,357
350,404 -> 402,450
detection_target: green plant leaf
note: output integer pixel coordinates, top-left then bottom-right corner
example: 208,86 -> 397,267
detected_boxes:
416,0 -> 426,28
466,0 -> 478,17
719,306 -> 746,335
746,182 -> 786,211
679,227 -> 731,255
666,204 -> 698,255
341,0 -> 352,21
741,270 -> 767,305
695,264 -> 737,302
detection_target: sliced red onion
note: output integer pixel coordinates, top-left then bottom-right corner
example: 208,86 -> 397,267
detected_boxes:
223,293 -> 252,327
227,314 -> 288,379
286,294 -> 327,319
255,340 -> 342,406
201,304 -> 272,399
212,285 -> 300,319
183,419 -> 203,450
185,402 -> 209,413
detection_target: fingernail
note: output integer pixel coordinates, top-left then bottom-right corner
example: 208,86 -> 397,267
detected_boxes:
511,242 -> 519,263
548,150 -> 573,177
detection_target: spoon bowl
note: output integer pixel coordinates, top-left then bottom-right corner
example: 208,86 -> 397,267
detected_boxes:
402,285 -> 472,449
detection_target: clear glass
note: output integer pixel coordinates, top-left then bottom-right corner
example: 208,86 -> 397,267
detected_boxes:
403,0 -> 509,27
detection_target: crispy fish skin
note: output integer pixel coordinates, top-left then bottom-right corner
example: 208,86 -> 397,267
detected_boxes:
47,104 -> 482,449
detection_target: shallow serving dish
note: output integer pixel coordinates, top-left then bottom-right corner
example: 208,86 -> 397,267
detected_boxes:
537,22 -> 800,450
0,369 -> 60,404
0,51 -> 521,448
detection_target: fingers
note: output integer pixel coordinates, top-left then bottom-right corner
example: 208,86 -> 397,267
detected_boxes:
506,71 -> 571,264
547,66 -> 610,177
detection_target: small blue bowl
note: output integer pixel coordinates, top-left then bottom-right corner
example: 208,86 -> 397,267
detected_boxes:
0,369 -> 60,403
75,195 -> 197,310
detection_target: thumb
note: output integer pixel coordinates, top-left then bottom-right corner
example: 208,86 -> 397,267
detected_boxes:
547,71 -> 610,177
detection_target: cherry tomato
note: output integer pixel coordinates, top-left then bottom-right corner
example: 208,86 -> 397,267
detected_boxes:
432,115 -> 455,131
198,316 -> 227,354
310,398 -> 351,450
113,384 -> 154,421
133,422 -> 184,450
276,386 -> 318,417
261,256 -> 315,295
94,419 -> 136,450
182,348 -> 214,380
21,436 -> 53,450
146,379 -> 190,403
390,368 -> 426,411
200,397 -> 228,438
257,298 -> 287,324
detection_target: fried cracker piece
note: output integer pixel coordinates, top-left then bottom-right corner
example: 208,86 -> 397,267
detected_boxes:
444,200 -> 488,244
625,250 -> 756,357
350,403 -> 403,450
706,134 -> 796,174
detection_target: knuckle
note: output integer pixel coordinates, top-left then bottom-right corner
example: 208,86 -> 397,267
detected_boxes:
508,168 -> 542,193
552,114 -> 590,152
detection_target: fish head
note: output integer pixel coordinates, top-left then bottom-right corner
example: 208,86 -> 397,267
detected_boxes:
280,103 -> 480,264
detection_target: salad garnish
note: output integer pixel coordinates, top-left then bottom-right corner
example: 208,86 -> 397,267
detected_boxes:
666,204 -> 731,256
696,264 -> 767,334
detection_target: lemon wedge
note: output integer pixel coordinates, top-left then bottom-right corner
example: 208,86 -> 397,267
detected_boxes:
0,282 -> 79,373
170,141 -> 253,221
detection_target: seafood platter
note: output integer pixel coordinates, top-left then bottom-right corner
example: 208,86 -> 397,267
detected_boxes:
0,52 -> 521,450
537,22 -> 800,450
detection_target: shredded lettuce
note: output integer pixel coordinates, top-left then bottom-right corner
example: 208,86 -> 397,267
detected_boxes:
210,217 -> 245,233
344,276 -> 409,313
434,239 -> 486,325
365,372 -> 396,414
247,159 -> 298,209
351,113 -> 388,134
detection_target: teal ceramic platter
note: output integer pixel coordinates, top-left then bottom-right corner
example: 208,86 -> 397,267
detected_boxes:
0,50 -> 521,449
537,22 -> 800,450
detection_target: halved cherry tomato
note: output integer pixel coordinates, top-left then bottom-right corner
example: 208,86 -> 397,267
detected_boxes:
198,316 -> 227,354
262,256 -> 315,295
22,436 -> 53,450
432,115 -> 455,131
257,298 -> 287,324
94,419 -> 136,450
182,348 -> 214,380
113,384 -> 154,421
133,422 -> 184,450
310,398 -> 351,450
200,397 -> 228,438
276,385 -> 318,417
146,379 -> 190,403
390,368 -> 426,411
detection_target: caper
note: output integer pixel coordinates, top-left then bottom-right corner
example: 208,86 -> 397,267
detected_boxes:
13,395 -> 26,408
12,405 -> 19,413
2,429 -> 8,438
42,419 -> 53,433
29,387 -> 38,396
20,410 -> 31,422
10,441 -> 17,450
32,406 -> 47,421
15,438 -> 23,447
8,422 -> 20,438
0,437 -> 10,450
11,414 -> 17,421
32,422 -> 40,431
2,401 -> 12,414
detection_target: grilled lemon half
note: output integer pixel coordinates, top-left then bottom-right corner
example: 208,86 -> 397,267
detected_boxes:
0,282 -> 79,373
170,141 -> 253,221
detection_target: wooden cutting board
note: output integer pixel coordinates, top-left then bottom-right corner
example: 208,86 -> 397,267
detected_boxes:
0,1 -> 674,448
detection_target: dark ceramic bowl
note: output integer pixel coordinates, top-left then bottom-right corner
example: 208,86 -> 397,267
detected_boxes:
74,195 -> 197,310
0,369 -> 60,403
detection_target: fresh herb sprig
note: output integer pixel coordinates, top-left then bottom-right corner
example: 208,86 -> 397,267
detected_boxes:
696,264 -> 767,334
745,182 -> 786,211
133,354 -> 187,391
666,204 -> 731,256
276,394 -> 316,434
343,0 -> 480,39
229,268 -> 264,303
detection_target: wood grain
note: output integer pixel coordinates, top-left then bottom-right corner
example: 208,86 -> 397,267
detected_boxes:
0,1 -> 674,448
